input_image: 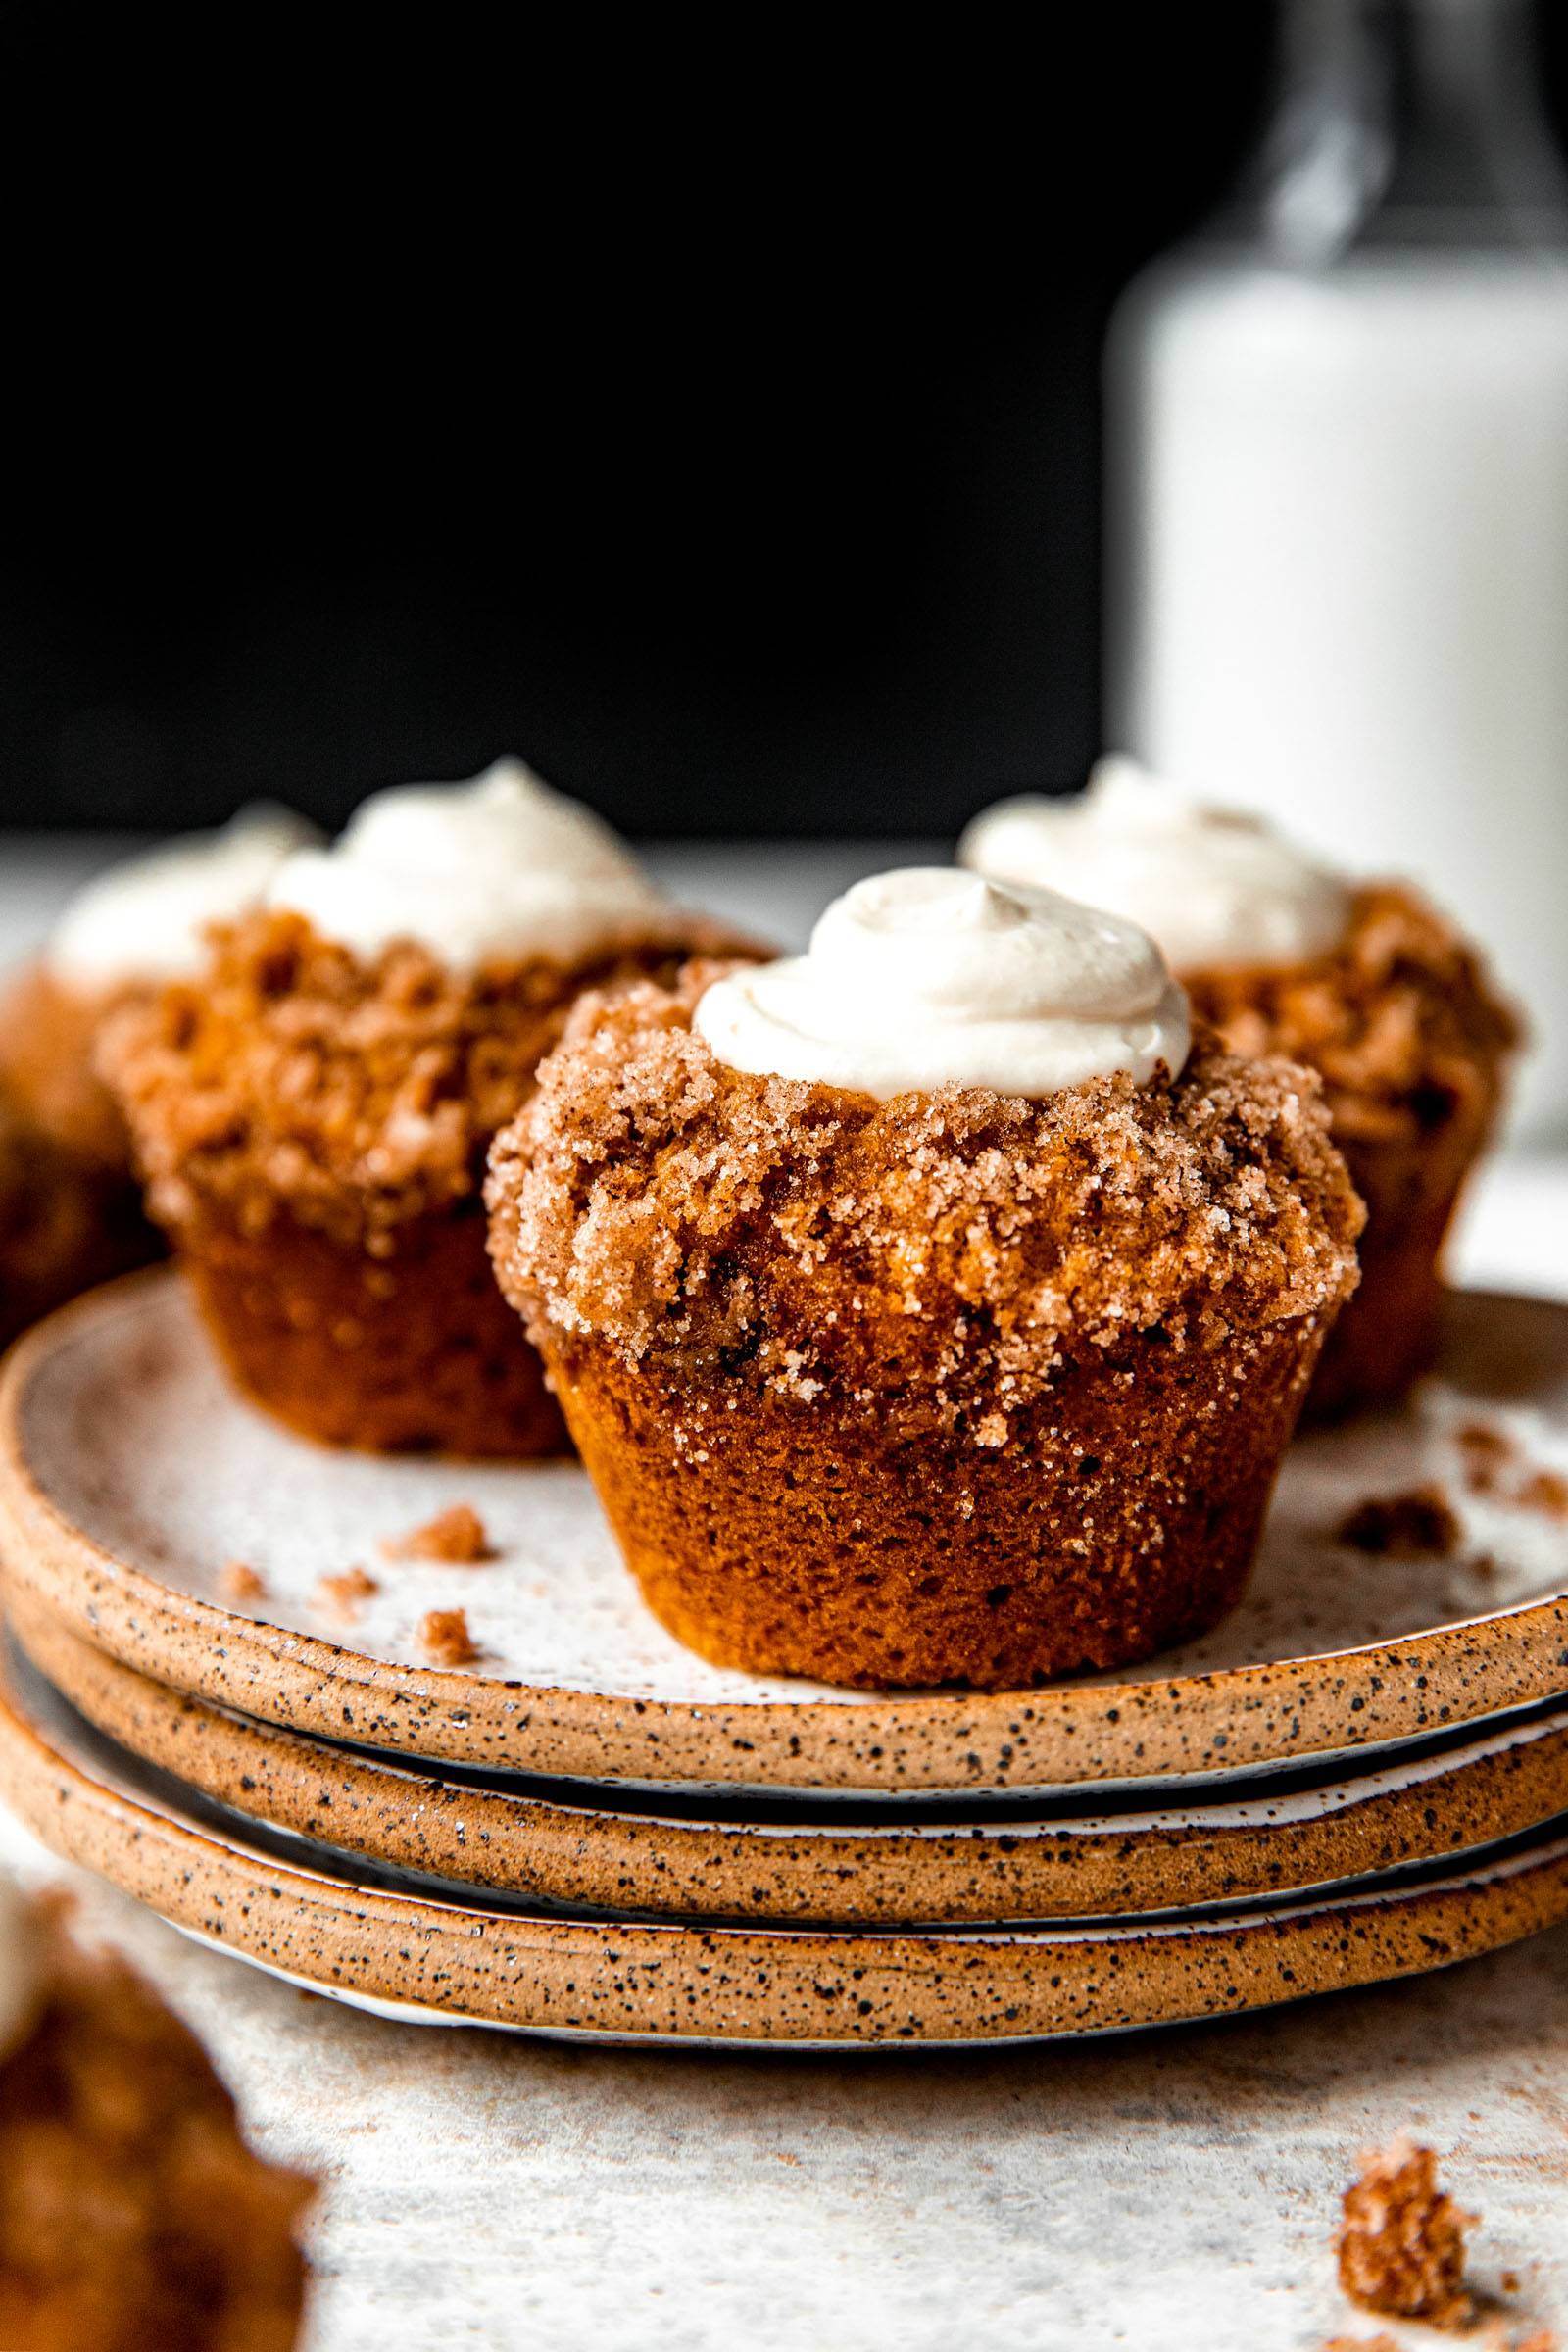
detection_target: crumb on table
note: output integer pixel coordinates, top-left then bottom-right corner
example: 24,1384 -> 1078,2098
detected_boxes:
381,1504 -> 496,1564
1337,1488 -> 1462,1560
1337,2137 -> 1475,2329
418,1607 -> 478,1666
220,1561 -> 268,1603
315,1567 -> 380,1623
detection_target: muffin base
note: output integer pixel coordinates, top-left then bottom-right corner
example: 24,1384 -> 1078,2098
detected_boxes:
538,1316 -> 1331,1690
0,1904 -> 312,2351
183,1203 -> 567,1458
1306,1115 -> 1489,1424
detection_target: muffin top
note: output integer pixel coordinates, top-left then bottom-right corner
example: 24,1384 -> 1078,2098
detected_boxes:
1182,882 -> 1520,1147
488,947 -> 1362,1441
101,907 -> 753,1248
267,759 -> 682,971
46,806 -> 319,997
960,760 -> 1518,1141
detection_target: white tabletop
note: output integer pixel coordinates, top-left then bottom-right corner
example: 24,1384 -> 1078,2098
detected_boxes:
1,839 -> 1565,2351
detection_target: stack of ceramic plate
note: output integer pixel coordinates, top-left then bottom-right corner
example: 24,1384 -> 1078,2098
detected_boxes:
1,1269 -> 1567,2049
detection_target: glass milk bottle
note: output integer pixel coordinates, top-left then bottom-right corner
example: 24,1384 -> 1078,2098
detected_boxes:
1106,0 -> 1568,1137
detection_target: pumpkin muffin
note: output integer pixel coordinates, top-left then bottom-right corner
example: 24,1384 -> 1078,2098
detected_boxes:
487,869 -> 1361,1690
0,1875 -> 314,2350
0,808 -> 316,1346
103,760 -> 758,1457
961,758 -> 1518,1419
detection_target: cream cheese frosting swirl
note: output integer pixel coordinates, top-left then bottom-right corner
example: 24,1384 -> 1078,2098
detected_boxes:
0,1874 -> 41,2068
268,758 -> 672,969
48,805 -> 319,992
694,866 -> 1190,1099
959,756 -> 1351,973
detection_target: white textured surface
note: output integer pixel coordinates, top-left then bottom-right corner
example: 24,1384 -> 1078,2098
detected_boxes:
3,839 -> 1568,2349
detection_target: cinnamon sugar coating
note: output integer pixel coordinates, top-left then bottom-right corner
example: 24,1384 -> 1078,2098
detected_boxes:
1187,884 -> 1517,1419
100,909 -> 756,1250
488,972 -> 1363,1439
1183,882 -> 1518,1149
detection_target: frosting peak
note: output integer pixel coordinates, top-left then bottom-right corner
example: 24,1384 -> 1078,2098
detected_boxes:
47,806 -> 319,992
693,866 -> 1190,1099
267,758 -> 671,969
959,755 -> 1352,972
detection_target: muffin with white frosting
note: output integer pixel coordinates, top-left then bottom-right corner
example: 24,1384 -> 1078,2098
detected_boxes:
0,808 -> 317,1348
0,1874 -> 313,2347
101,760 -> 756,1456
486,868 -> 1361,1690
961,760 -> 1519,1419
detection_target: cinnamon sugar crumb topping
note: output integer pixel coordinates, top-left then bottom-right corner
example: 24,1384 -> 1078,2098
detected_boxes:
99,909 -> 755,1249
1337,2138 -> 1475,2329
381,1504 -> 495,1564
315,1567 -> 379,1622
487,970 -> 1362,1437
1187,882 -> 1519,1146
418,1607 -> 478,1666
1338,1488 -> 1461,1559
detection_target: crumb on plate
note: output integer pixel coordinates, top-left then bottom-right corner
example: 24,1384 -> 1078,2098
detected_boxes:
381,1504 -> 496,1564
315,1567 -> 379,1623
418,1607 -> 478,1667
221,1561 -> 268,1603
1337,1488 -> 1461,1560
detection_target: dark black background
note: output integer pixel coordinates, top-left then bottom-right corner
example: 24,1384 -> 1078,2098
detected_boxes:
4,6 -> 1565,841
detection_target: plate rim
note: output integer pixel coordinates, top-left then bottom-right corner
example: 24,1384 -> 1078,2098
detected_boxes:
4,1268 -> 1568,1797
17,1592 -> 1568,1929
6,1622 -> 1568,2044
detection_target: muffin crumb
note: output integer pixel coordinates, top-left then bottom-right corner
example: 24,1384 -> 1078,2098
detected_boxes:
315,1567 -> 379,1623
1456,1420 -> 1517,1494
418,1607 -> 478,1666
1337,2137 -> 1475,2329
382,1504 -> 495,1564
221,1560 -> 268,1602
1338,1488 -> 1461,1559
1518,1468 -> 1568,1522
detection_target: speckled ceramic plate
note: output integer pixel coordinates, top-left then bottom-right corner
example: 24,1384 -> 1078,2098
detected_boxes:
6,1625 -> 1568,2047
15,1594 -> 1568,1927
2,1271 -> 1567,1799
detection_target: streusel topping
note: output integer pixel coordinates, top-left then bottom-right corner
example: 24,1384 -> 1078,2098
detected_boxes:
101,910 -> 749,1248
488,969 -> 1362,1435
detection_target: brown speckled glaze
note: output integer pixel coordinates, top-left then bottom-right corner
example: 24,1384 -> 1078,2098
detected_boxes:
2,1626 -> 1568,2045
15,1598 -> 1568,1928
1,1272 -> 1566,1798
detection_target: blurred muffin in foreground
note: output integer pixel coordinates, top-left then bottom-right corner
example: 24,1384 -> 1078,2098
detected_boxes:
103,760 -> 760,1458
488,868 -> 1361,1690
0,808 -> 317,1348
0,1874 -> 313,2351
961,759 -> 1519,1419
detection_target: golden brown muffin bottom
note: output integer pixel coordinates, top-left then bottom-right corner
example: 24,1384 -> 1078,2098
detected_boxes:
0,1907 -> 312,2352
538,1311 -> 1331,1690
1307,1114 -> 1485,1423
182,1201 -> 566,1457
